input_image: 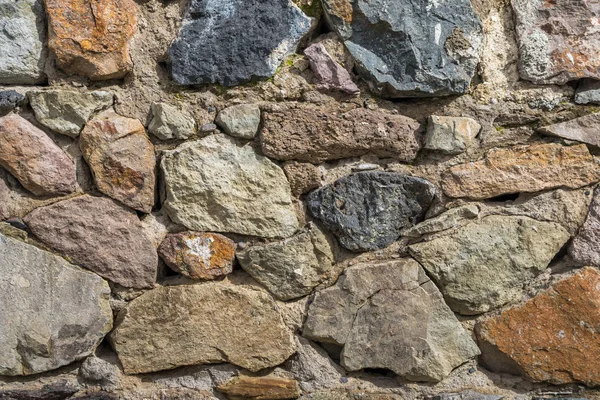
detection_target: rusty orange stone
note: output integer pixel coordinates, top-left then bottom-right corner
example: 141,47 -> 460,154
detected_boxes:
44,0 -> 137,80
158,232 -> 236,280
217,376 -> 300,400
476,267 -> 600,386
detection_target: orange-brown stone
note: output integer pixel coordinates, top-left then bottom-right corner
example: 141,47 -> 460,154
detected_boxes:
476,267 -> 600,386
44,0 -> 137,80
217,376 -> 300,400
442,143 -> 600,200
158,232 -> 235,280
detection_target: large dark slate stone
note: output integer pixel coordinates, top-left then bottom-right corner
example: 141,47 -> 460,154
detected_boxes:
306,172 -> 436,251
169,0 -> 312,86
322,0 -> 483,97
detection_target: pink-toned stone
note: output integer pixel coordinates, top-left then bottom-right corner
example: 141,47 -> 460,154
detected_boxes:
0,114 -> 76,196
538,113 -> 600,147
304,42 -> 359,94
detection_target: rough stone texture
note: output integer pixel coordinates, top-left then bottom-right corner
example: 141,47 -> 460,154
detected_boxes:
402,204 -> 479,238
0,113 -> 77,196
442,144 -> 600,200
409,215 -> 570,315
148,102 -> 196,140
28,90 -> 113,138
260,105 -> 421,163
476,267 -> 600,386
158,232 -> 235,280
512,0 -> 600,84
569,188 -> 600,266
306,172 -> 436,251
80,110 -> 156,213
217,376 -> 300,400
0,233 -> 112,376
79,356 -> 122,391
283,161 -> 322,196
575,79 -> 600,105
23,195 -> 158,289
161,134 -> 299,239
0,0 -> 46,84
169,0 -> 312,86
110,283 -> 296,374
322,0 -> 482,97
538,113 -> 600,147
303,259 -> 479,381
0,90 -> 26,114
424,116 -> 481,155
0,382 -> 81,400
215,104 -> 261,140
44,0 -> 137,80
237,222 -> 337,300
304,42 -> 359,94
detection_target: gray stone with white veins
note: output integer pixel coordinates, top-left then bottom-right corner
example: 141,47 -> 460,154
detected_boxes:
169,0 -> 312,86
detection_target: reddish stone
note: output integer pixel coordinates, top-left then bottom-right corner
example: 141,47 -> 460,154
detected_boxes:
476,268 -> 600,386
304,42 -> 359,94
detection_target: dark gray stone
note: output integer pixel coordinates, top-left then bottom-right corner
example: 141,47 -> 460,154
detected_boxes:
0,382 -> 79,400
306,172 -> 436,251
0,90 -> 26,114
322,0 -> 482,97
169,0 -> 312,86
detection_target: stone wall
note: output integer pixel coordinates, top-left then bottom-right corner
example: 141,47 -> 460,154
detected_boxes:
1,0 -> 600,399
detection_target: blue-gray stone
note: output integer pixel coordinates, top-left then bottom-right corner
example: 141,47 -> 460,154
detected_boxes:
169,0 -> 312,86
322,0 -> 483,97
0,90 -> 26,114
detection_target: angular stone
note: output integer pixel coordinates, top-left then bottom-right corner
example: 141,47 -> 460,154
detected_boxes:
0,233 -> 112,376
44,0 -> 136,80
260,105 -> 421,163
306,172 -> 435,251
304,42 -> 359,94
169,0 -> 312,86
409,215 -> 570,315
217,376 -> 300,400
512,0 -> 600,84
23,195 -> 158,289
0,382 -> 80,399
476,268 -> 600,385
110,283 -> 296,374
283,161 -> 322,196
402,204 -> 479,238
158,232 -> 235,280
303,259 -> 479,381
80,110 -> 156,213
0,113 -> 77,196
215,104 -> 261,139
323,0 -> 482,97
569,188 -> 600,266
79,356 -> 121,391
161,134 -> 299,239
538,114 -> 600,147
148,102 -> 196,141
0,0 -> 46,84
28,90 -> 113,138
424,116 -> 481,155
442,144 -> 600,200
575,79 -> 600,105
0,90 -> 26,114
237,223 -> 337,300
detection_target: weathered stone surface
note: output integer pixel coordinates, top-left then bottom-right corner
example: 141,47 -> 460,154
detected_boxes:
80,110 -> 156,213
237,222 -> 337,300
307,172 -> 435,251
0,113 -> 77,196
158,232 -> 235,280
569,188 -> 600,266
44,0 -> 137,80
161,134 -> 299,239
110,283 -> 296,374
424,116 -> 481,155
217,376 -> 300,400
303,259 -> 479,381
323,0 -> 482,97
538,113 -> 600,147
261,106 -> 421,163
148,103 -> 196,140
476,267 -> 600,385
442,144 -> 600,200
409,215 -> 570,315
23,195 -> 158,289
28,90 -> 113,138
0,0 -> 46,84
0,382 -> 81,400
512,0 -> 600,84
402,204 -> 479,238
0,90 -> 26,114
304,42 -> 359,94
0,233 -> 112,376
169,0 -> 312,86
79,356 -> 121,391
283,161 -> 322,196
575,79 -> 600,105
215,104 -> 261,139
